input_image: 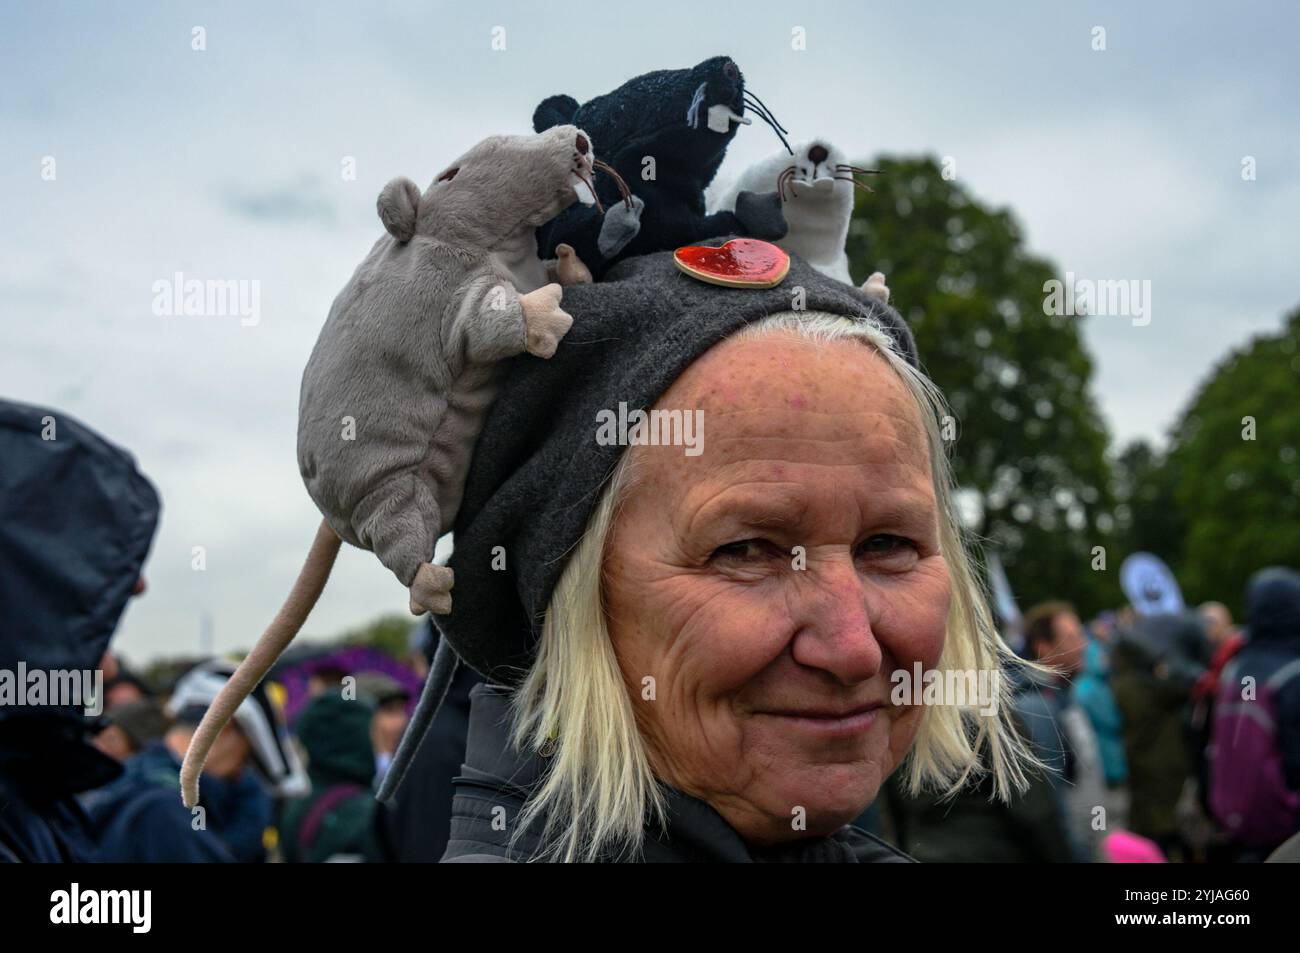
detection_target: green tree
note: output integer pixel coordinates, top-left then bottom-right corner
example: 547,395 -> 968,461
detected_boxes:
845,156 -> 1116,615
1111,438 -> 1186,571
339,613 -> 419,658
1163,306 -> 1300,616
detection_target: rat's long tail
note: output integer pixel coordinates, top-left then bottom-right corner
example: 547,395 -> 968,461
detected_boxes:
180,519 -> 342,808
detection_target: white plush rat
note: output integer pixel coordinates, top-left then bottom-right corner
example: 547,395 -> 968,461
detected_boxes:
710,138 -> 889,302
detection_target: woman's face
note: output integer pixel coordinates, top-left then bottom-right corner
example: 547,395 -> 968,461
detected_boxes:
604,330 -> 951,845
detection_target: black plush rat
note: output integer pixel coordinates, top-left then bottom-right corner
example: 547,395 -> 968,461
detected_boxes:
532,55 -> 790,277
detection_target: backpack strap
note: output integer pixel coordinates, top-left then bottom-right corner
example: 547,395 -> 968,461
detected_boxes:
298,783 -> 368,857
1266,658 -> 1300,694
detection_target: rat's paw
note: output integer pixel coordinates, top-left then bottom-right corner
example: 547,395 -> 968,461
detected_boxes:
521,283 -> 573,359
555,243 -> 593,286
597,195 -> 644,259
861,271 -> 891,304
409,563 -> 454,616
735,190 -> 788,241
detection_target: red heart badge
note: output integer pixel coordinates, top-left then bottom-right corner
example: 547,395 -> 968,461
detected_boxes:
673,238 -> 790,289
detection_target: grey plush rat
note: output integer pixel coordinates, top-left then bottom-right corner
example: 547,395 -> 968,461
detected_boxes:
181,126 -> 600,807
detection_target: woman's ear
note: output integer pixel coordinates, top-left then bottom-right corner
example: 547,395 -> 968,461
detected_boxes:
533,94 -> 579,133
377,176 -> 422,242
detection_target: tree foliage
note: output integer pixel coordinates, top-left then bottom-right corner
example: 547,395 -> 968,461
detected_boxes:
1160,307 -> 1300,615
845,155 -> 1116,615
1110,438 -> 1186,570
339,613 -> 419,658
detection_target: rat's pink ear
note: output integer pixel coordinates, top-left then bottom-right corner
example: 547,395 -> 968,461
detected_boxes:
377,176 -> 422,242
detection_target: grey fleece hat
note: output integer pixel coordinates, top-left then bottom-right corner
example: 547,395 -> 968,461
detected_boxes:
436,244 -> 917,683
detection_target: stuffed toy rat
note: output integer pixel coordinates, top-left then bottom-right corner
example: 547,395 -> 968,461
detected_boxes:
710,137 -> 890,302
180,126 -> 602,807
532,55 -> 791,277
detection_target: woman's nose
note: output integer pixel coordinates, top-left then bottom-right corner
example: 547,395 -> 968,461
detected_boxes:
788,556 -> 884,685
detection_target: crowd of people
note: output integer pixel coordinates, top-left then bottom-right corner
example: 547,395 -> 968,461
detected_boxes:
883,577 -> 1300,863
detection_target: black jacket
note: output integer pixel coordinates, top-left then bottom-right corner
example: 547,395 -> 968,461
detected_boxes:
0,399 -> 160,862
380,626 -> 481,862
441,683 -> 913,863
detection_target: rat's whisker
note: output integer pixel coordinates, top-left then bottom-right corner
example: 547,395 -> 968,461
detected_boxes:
593,159 -> 634,211
746,104 -> 793,156
834,174 -> 874,194
743,90 -> 788,134
741,95 -> 781,132
741,88 -> 793,155
776,165 -> 798,202
743,97 -> 792,146
777,166 -> 800,202
577,170 -> 604,212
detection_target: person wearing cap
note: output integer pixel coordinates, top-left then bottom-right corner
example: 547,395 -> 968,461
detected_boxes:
163,660 -> 308,862
406,247 -> 1039,862
82,659 -> 305,862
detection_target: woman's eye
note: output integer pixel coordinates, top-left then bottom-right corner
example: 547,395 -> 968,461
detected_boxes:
856,535 -> 919,563
860,534 -> 906,551
711,538 -> 770,561
709,536 -> 921,569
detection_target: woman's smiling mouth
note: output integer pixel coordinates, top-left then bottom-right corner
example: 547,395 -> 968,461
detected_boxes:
756,702 -> 886,739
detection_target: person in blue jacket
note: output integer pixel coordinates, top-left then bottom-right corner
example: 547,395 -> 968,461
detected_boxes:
81,658 -> 307,863
1074,637 -> 1128,787
78,734 -> 237,863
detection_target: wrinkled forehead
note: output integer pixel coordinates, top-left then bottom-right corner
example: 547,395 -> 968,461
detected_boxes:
629,330 -> 932,487
669,330 -> 922,425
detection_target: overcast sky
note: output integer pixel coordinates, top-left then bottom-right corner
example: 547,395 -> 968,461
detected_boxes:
3,1 -> 1297,662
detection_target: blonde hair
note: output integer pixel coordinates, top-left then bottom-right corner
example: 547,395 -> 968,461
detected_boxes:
510,310 -> 1038,862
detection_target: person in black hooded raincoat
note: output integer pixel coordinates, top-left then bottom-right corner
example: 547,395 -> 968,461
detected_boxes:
0,399 -> 160,862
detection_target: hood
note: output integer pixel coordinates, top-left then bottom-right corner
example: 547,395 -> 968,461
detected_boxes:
295,693 -> 376,786
0,399 -> 160,725
1245,566 -> 1300,644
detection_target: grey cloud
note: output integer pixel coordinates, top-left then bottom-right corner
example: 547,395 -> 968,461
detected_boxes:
219,177 -> 338,225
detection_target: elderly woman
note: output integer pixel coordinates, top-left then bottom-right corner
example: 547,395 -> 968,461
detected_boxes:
428,248 -> 1034,862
